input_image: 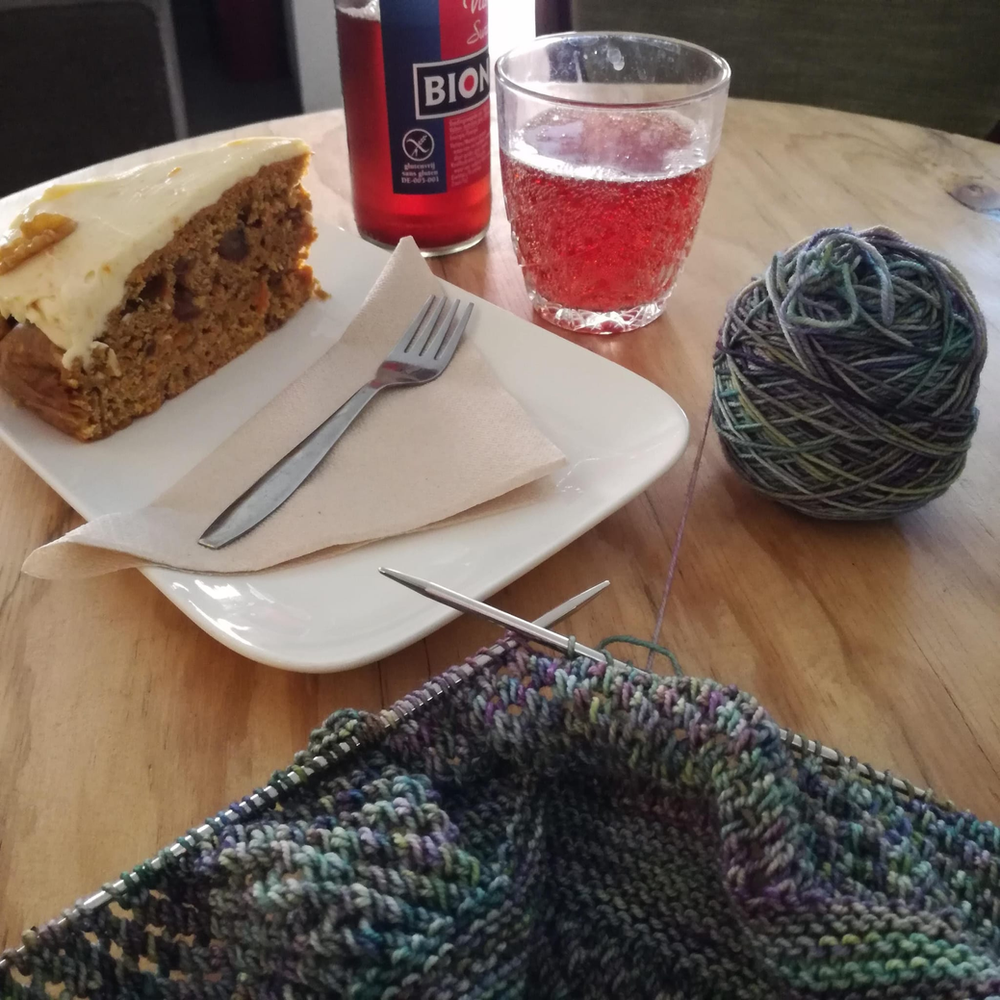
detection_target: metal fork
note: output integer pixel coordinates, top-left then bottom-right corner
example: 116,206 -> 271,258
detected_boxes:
199,295 -> 474,550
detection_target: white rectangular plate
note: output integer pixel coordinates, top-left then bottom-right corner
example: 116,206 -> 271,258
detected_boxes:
0,224 -> 688,671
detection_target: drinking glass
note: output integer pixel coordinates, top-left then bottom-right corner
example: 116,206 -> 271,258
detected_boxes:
496,33 -> 730,334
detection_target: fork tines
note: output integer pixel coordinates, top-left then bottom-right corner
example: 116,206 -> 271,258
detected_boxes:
394,295 -> 474,366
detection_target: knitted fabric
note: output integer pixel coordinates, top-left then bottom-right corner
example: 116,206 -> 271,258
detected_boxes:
5,643 -> 1000,999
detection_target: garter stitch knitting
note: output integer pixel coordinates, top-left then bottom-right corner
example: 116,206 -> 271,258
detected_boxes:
4,644 -> 1000,999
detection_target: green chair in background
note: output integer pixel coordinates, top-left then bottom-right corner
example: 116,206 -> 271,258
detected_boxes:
537,0 -> 1000,140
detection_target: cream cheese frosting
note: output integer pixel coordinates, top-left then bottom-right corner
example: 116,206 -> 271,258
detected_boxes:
0,137 -> 310,368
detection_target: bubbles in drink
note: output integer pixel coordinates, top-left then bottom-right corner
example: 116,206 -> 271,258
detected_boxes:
507,107 -> 709,181
501,107 -> 713,327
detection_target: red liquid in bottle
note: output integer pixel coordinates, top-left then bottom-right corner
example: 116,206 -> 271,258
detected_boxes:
500,109 -> 712,318
337,6 -> 492,253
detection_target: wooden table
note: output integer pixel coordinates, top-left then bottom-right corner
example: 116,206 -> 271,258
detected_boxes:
2,100 -> 998,948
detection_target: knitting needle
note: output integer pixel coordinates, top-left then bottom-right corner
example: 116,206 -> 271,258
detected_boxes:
379,568 -> 628,669
378,568 -> 932,803
0,580 -> 610,975
531,579 -> 610,628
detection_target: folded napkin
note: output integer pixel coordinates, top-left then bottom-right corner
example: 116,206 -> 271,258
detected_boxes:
23,238 -> 565,579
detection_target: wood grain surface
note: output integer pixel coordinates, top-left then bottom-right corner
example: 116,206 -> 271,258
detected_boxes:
2,100 -> 998,948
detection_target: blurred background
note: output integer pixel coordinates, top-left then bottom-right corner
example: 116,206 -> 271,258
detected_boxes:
0,0 -> 534,198
0,0 -> 996,199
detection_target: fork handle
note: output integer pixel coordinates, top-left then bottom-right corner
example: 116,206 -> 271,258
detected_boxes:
198,382 -> 383,550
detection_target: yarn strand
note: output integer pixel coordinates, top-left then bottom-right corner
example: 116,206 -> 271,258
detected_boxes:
598,634 -> 683,677
645,399 -> 712,673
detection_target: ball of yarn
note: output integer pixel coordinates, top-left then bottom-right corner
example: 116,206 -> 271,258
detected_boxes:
712,226 -> 987,520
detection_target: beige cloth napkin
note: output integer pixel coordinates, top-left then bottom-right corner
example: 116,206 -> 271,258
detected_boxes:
23,238 -> 565,579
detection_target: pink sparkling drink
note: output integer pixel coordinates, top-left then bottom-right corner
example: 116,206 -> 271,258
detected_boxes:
501,109 -> 713,328
496,34 -> 729,333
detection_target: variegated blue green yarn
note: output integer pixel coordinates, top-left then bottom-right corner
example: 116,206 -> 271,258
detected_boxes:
713,226 -> 987,519
5,644 -> 1000,999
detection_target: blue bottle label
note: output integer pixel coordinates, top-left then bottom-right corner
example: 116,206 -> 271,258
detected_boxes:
380,0 -> 490,196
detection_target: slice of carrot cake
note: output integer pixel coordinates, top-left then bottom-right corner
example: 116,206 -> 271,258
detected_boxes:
0,137 -> 318,440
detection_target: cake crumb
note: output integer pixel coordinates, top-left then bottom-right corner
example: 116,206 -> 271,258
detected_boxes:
91,342 -> 122,377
